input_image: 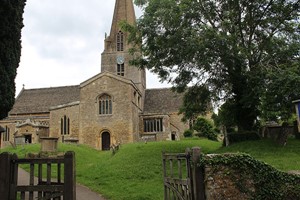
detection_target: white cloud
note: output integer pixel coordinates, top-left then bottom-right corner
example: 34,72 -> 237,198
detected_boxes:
16,0 -> 171,95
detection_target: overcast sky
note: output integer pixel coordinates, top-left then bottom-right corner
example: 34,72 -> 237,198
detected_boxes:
16,0 -> 171,95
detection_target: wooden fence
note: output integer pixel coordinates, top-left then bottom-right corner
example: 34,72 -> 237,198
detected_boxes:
0,151 -> 76,200
162,147 -> 205,200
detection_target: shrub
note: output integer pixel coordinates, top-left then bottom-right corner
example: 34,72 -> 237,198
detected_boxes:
226,131 -> 260,145
193,117 -> 218,141
183,129 -> 193,137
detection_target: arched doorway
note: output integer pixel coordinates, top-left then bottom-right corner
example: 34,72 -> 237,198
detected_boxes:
101,132 -> 111,151
171,131 -> 177,141
171,134 -> 176,141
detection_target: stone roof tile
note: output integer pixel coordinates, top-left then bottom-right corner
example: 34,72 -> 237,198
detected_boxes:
144,88 -> 184,114
9,85 -> 80,115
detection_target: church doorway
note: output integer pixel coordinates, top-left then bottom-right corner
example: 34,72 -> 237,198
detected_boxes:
101,132 -> 111,151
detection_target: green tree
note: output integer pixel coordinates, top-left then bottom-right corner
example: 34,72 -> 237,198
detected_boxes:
193,117 -> 218,141
179,85 -> 211,122
129,0 -> 300,131
212,99 -> 237,131
0,0 -> 26,119
260,62 -> 300,123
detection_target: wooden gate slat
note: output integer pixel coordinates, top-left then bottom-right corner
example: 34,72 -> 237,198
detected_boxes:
0,151 -> 76,200
17,185 -> 64,191
163,151 -> 192,200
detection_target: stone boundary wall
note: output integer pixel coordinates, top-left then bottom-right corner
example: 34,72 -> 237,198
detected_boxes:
200,154 -> 300,200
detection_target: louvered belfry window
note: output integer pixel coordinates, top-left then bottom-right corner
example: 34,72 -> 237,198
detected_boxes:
99,94 -> 112,115
117,64 -> 125,76
116,31 -> 124,51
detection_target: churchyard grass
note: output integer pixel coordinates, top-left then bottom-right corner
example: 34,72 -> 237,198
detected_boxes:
216,138 -> 300,172
1,138 -> 300,199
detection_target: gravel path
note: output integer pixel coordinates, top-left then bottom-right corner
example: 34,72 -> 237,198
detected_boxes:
18,168 -> 106,200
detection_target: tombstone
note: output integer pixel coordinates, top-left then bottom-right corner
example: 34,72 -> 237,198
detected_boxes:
292,99 -> 300,139
40,137 -> 59,152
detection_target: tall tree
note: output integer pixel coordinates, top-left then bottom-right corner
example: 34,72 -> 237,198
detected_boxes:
0,0 -> 26,119
260,62 -> 300,122
128,0 -> 300,131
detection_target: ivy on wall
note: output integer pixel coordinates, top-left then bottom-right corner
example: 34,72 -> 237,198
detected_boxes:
199,154 -> 300,200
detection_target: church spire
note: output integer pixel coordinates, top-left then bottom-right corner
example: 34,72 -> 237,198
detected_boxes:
110,0 -> 136,37
101,0 -> 146,93
104,0 -> 136,52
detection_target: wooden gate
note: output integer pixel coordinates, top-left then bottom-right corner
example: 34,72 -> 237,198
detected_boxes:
0,151 -> 76,200
162,147 -> 205,200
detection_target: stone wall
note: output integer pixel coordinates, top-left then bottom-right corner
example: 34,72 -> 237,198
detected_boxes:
201,154 -> 300,200
169,113 -> 189,140
49,102 -> 80,141
79,74 -> 140,149
139,113 -> 189,142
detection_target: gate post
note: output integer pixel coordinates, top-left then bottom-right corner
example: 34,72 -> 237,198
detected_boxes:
191,147 -> 205,200
0,152 -> 12,200
64,151 -> 76,200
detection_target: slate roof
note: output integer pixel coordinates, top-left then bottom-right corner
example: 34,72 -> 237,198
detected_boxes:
9,85 -> 80,115
8,85 -> 183,116
143,88 -> 184,114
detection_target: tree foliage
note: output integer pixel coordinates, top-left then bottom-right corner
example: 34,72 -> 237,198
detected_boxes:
0,0 -> 26,119
179,85 -> 211,122
260,63 -> 300,122
193,117 -> 218,141
129,0 -> 300,130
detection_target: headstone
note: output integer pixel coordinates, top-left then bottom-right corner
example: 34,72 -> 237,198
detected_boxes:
40,137 -> 59,152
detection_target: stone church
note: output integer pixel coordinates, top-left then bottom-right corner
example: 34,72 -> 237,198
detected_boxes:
0,0 -> 189,150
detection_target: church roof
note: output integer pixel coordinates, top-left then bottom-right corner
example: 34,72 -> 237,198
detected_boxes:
9,85 -> 80,115
8,85 -> 183,116
144,88 -> 184,114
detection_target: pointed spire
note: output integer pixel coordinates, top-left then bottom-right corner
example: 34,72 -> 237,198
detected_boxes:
103,0 -> 136,52
110,0 -> 136,36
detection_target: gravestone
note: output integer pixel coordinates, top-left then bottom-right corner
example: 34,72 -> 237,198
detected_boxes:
40,137 -> 58,152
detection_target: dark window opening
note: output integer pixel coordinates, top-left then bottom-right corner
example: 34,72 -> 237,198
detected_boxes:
61,115 -> 70,135
25,135 -> 32,143
143,118 -> 163,132
116,31 -> 124,51
3,126 -> 9,141
171,133 -> 176,141
99,94 -> 112,115
117,64 -> 125,76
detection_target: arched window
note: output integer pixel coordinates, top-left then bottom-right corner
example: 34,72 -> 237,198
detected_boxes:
116,31 -> 124,51
99,94 -> 112,115
3,126 -> 9,141
61,115 -> 70,135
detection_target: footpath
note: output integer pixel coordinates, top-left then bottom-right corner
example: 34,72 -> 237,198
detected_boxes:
18,168 -> 106,200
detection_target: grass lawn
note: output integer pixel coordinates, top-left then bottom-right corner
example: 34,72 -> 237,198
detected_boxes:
1,138 -> 300,199
216,138 -> 300,172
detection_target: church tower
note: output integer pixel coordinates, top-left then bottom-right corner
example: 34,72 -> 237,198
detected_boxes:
101,0 -> 146,95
